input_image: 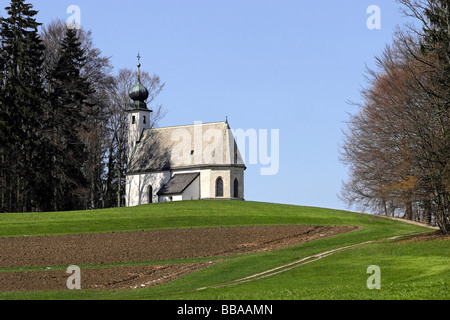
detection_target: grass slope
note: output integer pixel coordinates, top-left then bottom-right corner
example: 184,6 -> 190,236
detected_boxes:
0,200 -> 447,300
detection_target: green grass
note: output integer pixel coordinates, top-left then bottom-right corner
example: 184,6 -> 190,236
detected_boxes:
0,200 -> 447,300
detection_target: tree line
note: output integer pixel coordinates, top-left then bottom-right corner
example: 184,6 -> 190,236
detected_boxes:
340,0 -> 449,234
0,0 -> 165,212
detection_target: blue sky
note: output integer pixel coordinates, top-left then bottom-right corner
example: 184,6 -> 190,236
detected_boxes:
2,1 -> 412,210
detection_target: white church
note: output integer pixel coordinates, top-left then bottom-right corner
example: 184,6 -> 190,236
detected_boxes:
125,61 -> 246,206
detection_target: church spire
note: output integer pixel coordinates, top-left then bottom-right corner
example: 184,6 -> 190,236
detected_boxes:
137,52 -> 141,81
129,53 -> 149,110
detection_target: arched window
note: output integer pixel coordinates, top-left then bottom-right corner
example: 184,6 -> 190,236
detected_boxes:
148,185 -> 153,204
216,177 -> 223,197
234,178 -> 239,198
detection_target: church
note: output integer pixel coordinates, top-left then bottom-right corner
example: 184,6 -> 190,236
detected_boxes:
125,60 -> 246,206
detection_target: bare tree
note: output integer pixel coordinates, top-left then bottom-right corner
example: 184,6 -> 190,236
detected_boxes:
340,6 -> 449,234
103,68 -> 166,207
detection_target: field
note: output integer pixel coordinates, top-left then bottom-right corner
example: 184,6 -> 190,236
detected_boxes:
0,200 -> 448,300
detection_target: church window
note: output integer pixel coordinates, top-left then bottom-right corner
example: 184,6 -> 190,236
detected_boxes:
191,150 -> 194,155
148,185 -> 153,204
216,177 -> 223,197
143,116 -> 146,124
234,179 -> 239,198
132,116 -> 136,124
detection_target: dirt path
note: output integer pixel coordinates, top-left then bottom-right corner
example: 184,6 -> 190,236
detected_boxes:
0,225 -> 357,292
197,232 -> 435,290
375,215 -> 439,230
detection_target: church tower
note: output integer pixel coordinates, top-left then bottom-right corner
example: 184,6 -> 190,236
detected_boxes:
127,54 -> 152,160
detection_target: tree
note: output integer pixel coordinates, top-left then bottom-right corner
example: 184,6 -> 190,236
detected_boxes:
0,0 -> 46,212
46,27 -> 95,211
1,5 -> 166,212
340,0 -> 449,234
397,0 -> 449,233
103,68 -> 165,207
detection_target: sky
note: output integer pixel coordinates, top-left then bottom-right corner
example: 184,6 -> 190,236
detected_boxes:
1,1 -> 414,211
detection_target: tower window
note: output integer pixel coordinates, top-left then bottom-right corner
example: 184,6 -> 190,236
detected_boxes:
132,116 -> 136,124
143,116 -> 146,124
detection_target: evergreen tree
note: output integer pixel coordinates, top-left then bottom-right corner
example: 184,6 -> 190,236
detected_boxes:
0,0 -> 46,212
419,0 -> 450,233
47,27 -> 95,211
40,19 -> 115,210
421,0 -> 450,71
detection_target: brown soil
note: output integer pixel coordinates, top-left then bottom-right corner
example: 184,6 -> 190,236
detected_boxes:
0,225 -> 358,292
0,263 -> 214,292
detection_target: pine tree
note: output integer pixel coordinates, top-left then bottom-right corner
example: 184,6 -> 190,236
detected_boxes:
0,0 -> 46,212
421,0 -> 450,233
47,27 -> 95,211
421,0 -> 450,69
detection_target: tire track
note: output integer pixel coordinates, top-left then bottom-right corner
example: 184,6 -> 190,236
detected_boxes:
196,233 -> 425,291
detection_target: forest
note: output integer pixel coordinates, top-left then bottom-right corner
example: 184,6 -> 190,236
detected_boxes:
0,0 -> 165,212
340,0 -> 449,234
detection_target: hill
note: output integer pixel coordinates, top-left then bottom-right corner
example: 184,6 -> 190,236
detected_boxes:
0,200 -> 448,300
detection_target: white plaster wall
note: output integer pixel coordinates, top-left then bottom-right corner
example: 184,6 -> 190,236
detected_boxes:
230,167 -> 245,199
158,194 -> 182,202
125,171 -> 171,207
209,169 -> 231,198
158,195 -> 169,202
127,110 -> 151,161
182,176 -> 200,201
200,169 -> 211,199
172,195 -> 183,201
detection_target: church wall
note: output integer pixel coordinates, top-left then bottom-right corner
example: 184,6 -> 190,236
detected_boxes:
158,194 -> 182,202
182,176 -> 200,201
126,171 -> 171,206
209,169 -> 231,198
127,110 -> 151,162
230,167 -> 245,199
197,167 -> 245,200
200,169 -> 211,198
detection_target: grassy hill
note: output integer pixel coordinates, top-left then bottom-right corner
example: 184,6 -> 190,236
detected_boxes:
0,200 -> 448,300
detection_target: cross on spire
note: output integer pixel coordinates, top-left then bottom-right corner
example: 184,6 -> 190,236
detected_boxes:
137,53 -> 141,80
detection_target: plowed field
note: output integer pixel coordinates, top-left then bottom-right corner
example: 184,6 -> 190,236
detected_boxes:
0,225 -> 358,292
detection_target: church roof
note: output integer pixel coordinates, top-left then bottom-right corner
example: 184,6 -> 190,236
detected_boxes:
127,121 -> 245,174
157,172 -> 200,195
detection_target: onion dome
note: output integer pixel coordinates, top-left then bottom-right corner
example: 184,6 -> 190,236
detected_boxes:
129,54 -> 149,110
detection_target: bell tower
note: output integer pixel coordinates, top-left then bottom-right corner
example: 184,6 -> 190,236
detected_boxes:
127,54 -> 152,160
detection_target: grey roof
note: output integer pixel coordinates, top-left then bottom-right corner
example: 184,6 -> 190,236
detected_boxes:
157,172 -> 200,195
127,121 -> 245,174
